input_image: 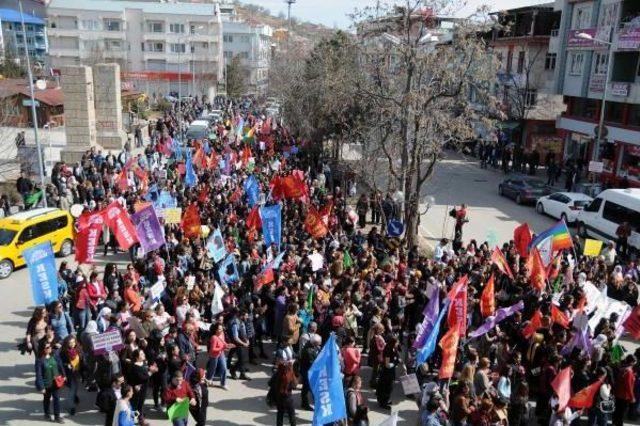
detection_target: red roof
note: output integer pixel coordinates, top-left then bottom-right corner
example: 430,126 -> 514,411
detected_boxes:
0,78 -> 64,106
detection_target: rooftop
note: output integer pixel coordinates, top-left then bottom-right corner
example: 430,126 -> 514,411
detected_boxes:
0,8 -> 45,25
48,0 -> 218,16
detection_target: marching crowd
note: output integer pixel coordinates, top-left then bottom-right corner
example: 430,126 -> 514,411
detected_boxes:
17,97 -> 640,426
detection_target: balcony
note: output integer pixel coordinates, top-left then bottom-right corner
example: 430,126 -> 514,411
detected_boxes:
50,48 -> 80,58
47,27 -> 80,38
143,51 -> 167,61
104,50 -> 127,60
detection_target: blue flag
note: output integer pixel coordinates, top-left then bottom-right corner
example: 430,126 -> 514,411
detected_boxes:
23,242 -> 59,305
185,149 -> 197,188
143,184 -> 159,202
207,229 -> 227,263
218,254 -> 239,286
260,204 -> 282,249
243,175 -> 260,208
416,299 -> 450,366
308,333 -> 347,425
154,190 -> 177,209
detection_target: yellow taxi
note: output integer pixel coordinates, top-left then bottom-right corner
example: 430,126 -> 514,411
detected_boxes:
0,208 -> 75,279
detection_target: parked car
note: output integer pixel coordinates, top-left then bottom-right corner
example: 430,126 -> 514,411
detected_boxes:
0,208 -> 75,279
536,192 -> 593,224
498,176 -> 552,204
576,188 -> 640,251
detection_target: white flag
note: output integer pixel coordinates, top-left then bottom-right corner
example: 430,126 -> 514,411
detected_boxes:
211,283 -> 224,316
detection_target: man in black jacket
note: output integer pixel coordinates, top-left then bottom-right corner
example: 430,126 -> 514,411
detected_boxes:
95,374 -> 124,426
299,335 -> 321,410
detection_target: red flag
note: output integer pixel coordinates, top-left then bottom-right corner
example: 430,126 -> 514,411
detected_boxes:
133,167 -> 148,192
241,145 -> 252,166
513,223 -> 532,258
623,306 -> 640,340
103,201 -> 138,250
546,253 -> 562,281
551,367 -> 573,411
246,206 -> 262,230
75,211 -> 104,264
117,169 -> 128,192
491,247 -> 514,279
551,305 -> 570,329
525,248 -> 547,291
480,274 -> 496,318
193,147 -> 206,169
304,207 -> 329,239
181,203 -> 201,239
255,268 -> 275,290
319,199 -> 334,225
197,187 -> 209,204
568,378 -> 604,409
229,187 -> 243,203
438,325 -> 460,379
522,309 -> 542,339
207,152 -> 219,169
447,275 -> 468,337
280,174 -> 307,199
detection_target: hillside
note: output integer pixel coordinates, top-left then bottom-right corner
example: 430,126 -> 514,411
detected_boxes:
233,1 -> 335,44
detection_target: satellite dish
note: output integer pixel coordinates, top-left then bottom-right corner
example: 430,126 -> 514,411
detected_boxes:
35,79 -> 47,90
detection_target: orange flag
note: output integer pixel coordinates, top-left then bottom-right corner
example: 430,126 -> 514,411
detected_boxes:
522,309 -> 542,339
480,274 -> 496,318
193,147 -> 206,169
241,145 -> 252,166
551,366 -> 572,411
568,378 -> 604,409
181,203 -> 201,239
438,326 -> 460,379
491,247 -> 514,279
525,248 -> 547,291
551,305 -> 570,329
304,207 -> 328,239
255,268 -> 275,290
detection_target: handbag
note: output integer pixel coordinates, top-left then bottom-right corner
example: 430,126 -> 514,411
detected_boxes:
54,375 -> 66,388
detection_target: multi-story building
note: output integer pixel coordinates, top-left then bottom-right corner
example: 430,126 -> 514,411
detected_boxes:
488,3 -> 565,161
46,0 -> 224,98
553,0 -> 640,188
220,7 -> 272,96
0,8 -> 48,67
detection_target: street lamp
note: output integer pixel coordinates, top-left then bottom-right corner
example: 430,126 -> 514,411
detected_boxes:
177,25 -> 204,141
19,0 -> 47,207
576,31 -> 614,162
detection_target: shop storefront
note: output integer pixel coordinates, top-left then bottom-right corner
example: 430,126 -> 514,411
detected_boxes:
619,143 -> 640,185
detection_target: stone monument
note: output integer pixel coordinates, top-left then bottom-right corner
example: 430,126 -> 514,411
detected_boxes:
93,63 -> 127,151
60,65 -> 97,163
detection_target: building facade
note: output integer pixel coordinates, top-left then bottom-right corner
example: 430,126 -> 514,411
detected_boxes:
0,8 -> 48,68
489,4 -> 565,161
220,9 -> 272,96
46,0 -> 224,98
553,0 -> 640,187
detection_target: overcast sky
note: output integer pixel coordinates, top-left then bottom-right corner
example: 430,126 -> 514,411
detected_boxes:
239,0 -> 550,29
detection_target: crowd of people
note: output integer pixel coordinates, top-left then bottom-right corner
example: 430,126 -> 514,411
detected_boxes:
16,96 -> 640,426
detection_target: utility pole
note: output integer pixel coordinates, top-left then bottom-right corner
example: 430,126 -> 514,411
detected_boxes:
19,0 -> 47,207
285,0 -> 296,32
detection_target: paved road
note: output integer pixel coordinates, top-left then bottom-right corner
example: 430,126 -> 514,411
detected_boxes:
418,153 -> 557,249
0,252 -> 418,425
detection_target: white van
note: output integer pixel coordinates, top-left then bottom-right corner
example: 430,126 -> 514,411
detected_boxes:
576,188 -> 640,250
185,120 -> 210,140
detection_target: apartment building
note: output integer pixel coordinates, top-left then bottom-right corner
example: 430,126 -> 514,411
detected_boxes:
488,4 -> 565,160
553,0 -> 640,188
0,8 -> 48,67
46,0 -> 224,98
220,8 -> 272,96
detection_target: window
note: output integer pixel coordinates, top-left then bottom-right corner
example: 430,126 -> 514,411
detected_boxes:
241,35 -> 250,43
18,225 -> 37,243
239,51 -> 249,59
517,51 -> 525,73
0,229 -> 17,246
574,6 -> 592,29
146,42 -> 164,52
148,22 -> 163,33
82,20 -> 99,31
105,40 -> 122,51
569,52 -> 584,75
594,52 -> 608,75
506,50 -> 513,73
602,201 -> 640,225
599,3 -> 619,28
223,51 -> 233,59
104,20 -> 121,31
170,43 -> 186,53
223,35 -> 233,43
169,23 -> 185,34
545,53 -> 557,70
584,197 -> 602,213
520,89 -> 537,108
605,102 -> 625,123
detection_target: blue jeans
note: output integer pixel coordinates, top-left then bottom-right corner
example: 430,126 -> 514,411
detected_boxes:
205,354 -> 227,386
75,308 -> 90,332
172,417 -> 188,426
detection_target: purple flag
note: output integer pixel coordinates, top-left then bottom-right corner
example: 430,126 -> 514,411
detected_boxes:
469,300 -> 524,338
413,285 -> 440,349
561,326 -> 594,356
131,205 -> 165,255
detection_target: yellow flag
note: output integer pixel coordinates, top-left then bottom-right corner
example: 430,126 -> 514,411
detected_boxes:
583,239 -> 603,257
